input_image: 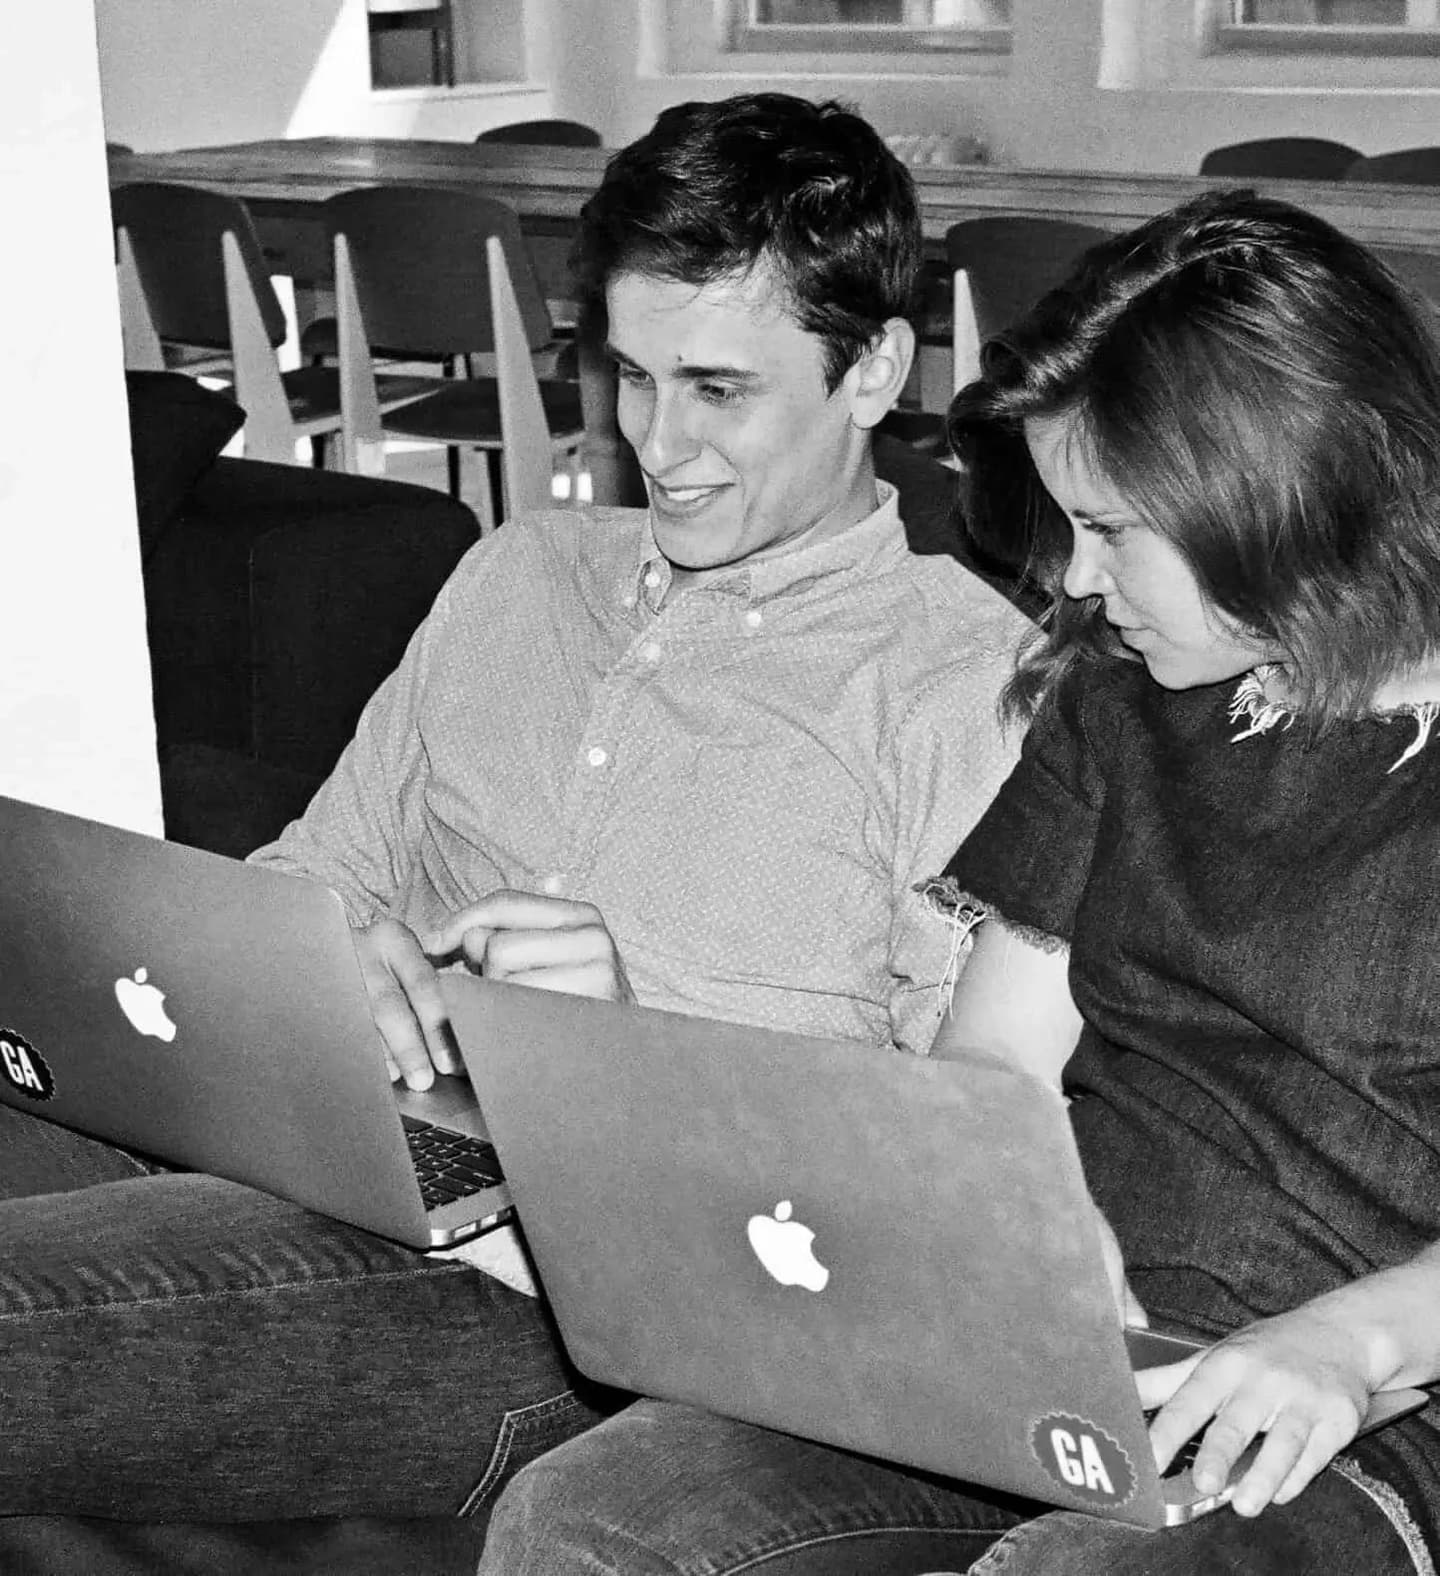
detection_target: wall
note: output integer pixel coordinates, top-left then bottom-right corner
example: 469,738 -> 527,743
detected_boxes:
1,0 -> 160,831
97,0 -> 554,148
96,0 -> 1440,173
565,0 -> 1440,172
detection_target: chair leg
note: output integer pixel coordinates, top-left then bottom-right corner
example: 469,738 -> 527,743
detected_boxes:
485,451 -> 505,527
311,434 -> 328,469
473,454 -> 497,536
447,445 -> 462,499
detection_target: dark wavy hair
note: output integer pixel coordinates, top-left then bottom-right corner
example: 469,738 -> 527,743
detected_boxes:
951,190 -> 1440,723
572,93 -> 921,391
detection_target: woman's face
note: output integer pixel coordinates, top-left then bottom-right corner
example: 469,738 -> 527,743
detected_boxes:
1024,412 -> 1272,691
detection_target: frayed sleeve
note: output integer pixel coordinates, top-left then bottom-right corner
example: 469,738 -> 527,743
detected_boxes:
922,666 -> 1105,961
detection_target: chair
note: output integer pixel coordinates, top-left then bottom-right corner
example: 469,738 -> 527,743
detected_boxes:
1199,137 -> 1361,181
1371,245 -> 1440,317
327,185 -> 585,529
112,182 -> 433,466
475,119 -> 602,148
1345,147 -> 1440,185
946,216 -> 1113,391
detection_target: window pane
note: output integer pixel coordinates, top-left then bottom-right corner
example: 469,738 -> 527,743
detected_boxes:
1234,0 -> 1421,21
750,0 -> 1010,25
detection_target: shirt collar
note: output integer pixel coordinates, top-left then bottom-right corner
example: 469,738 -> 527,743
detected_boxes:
625,480 -> 906,611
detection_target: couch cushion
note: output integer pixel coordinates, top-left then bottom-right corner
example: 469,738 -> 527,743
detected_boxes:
125,372 -> 245,560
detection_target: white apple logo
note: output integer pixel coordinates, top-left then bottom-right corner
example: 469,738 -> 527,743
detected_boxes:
114,967 -> 178,1043
746,1199 -> 830,1291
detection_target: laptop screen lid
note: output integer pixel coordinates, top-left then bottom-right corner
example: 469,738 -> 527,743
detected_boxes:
0,792 -> 499,1249
445,975 -> 1189,1525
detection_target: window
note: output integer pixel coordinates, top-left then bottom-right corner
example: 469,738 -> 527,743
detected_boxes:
1219,0 -> 1440,53
721,0 -> 1011,56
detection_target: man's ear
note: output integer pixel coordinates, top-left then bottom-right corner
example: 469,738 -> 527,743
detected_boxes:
842,317 -> 916,431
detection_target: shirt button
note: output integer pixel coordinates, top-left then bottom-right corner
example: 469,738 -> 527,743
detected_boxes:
542,873 -> 565,895
642,641 -> 662,663
644,570 -> 662,590
587,746 -> 608,768
745,610 -> 763,629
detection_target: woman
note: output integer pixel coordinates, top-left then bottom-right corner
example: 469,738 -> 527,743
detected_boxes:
474,191 -> 1440,1574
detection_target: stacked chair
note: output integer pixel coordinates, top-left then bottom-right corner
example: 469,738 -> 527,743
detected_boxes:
947,215 -> 1113,392
325,185 -> 585,530
1199,137 -> 1362,180
475,119 -> 601,147
1345,147 -> 1440,185
112,181 -> 433,466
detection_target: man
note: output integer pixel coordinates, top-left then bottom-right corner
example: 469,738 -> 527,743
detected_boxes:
0,92 -> 1029,1558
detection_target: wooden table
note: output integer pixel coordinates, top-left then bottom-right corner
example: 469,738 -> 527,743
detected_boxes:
109,136 -> 1440,266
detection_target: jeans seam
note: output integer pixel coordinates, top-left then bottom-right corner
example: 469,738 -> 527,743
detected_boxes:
458,1390 -> 581,1517
0,1261 -> 473,1320
724,1525 -> 1002,1573
1330,1456 -> 1436,1576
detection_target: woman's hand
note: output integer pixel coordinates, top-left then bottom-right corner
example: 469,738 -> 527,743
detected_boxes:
1137,1303 -> 1372,1517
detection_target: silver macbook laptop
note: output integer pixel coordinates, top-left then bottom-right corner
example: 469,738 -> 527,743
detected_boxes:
0,793 -> 510,1249
443,973 -> 1430,1529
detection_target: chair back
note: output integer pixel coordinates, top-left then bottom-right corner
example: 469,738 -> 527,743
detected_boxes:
1199,137 -> 1361,181
488,235 -> 557,516
1371,245 -> 1440,317
322,185 -> 554,359
476,119 -> 601,147
946,216 -> 1112,389
1345,147 -> 1440,185
110,181 -> 287,350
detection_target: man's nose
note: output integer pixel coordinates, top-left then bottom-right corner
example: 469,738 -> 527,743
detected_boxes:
637,389 -> 700,475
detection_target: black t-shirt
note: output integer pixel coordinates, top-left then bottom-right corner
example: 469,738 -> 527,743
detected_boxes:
940,657 -> 1440,1532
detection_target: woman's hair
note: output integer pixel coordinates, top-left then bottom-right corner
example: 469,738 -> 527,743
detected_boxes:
951,190 -> 1440,722
572,93 -> 921,392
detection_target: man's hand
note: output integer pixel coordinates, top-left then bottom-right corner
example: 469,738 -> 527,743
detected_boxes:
1137,1305 -> 1371,1518
425,889 -> 636,1004
352,917 -> 466,1091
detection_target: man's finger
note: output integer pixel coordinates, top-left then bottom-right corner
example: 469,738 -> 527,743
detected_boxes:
425,890 -> 601,956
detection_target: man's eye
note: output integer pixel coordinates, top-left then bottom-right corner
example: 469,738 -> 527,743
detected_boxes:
697,382 -> 743,406
614,363 -> 651,388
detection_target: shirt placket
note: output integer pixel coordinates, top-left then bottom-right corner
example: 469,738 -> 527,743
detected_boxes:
545,579 -> 703,896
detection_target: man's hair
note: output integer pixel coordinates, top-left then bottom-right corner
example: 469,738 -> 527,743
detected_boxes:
572,93 -> 921,391
950,189 -> 1440,724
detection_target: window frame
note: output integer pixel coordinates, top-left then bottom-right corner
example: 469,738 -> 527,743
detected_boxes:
719,0 -> 1011,57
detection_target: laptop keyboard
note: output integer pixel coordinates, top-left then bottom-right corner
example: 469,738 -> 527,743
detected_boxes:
402,1116 -> 505,1210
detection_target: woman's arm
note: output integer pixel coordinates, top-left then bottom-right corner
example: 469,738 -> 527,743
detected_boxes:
929,913 -> 1084,1086
1142,1239 -> 1440,1517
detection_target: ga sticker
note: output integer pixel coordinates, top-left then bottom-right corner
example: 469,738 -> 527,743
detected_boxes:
0,1028 -> 54,1102
1030,1412 -> 1136,1508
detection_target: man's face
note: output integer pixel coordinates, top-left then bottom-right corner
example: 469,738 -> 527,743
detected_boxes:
605,266 -> 880,580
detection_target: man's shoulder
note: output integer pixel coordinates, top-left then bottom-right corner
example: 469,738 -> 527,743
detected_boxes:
444,505 -> 651,592
880,544 -> 1036,657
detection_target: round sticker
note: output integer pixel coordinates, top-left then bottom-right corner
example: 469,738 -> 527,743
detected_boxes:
1030,1412 -> 1136,1508
0,1027 -> 55,1101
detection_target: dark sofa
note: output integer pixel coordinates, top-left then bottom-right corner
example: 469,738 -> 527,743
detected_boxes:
129,371 -> 481,859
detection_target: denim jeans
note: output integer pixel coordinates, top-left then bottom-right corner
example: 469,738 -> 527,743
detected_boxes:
477,1399 -> 1433,1576
0,1104 -> 609,1522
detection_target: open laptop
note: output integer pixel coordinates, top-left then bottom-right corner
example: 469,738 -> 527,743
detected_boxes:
0,793 -> 510,1249
443,973 -> 1431,1530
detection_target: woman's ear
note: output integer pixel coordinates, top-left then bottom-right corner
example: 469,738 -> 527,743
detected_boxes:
842,317 -> 917,431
